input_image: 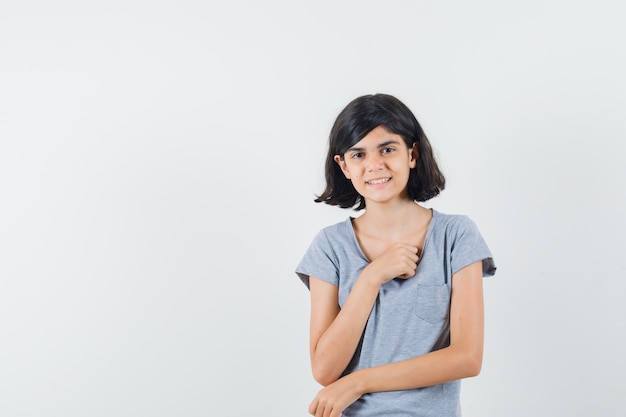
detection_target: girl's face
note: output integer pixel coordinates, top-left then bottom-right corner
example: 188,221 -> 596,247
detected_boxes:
334,125 -> 417,206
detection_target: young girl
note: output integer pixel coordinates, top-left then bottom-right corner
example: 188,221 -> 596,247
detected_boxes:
295,93 -> 496,417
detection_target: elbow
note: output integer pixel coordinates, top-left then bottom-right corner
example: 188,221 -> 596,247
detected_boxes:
313,374 -> 336,387
311,363 -> 340,387
461,350 -> 483,378
450,344 -> 482,378
465,357 -> 482,378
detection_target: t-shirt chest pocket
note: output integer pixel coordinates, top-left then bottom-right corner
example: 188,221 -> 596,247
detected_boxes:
414,283 -> 450,323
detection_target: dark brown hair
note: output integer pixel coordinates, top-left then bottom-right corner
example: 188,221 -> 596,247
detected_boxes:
315,93 -> 445,210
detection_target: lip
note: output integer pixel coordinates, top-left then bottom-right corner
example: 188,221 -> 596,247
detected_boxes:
365,177 -> 391,186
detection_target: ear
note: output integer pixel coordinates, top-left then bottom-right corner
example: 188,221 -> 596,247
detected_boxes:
408,142 -> 418,169
333,155 -> 351,179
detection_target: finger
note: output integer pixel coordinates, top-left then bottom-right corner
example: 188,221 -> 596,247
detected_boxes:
398,246 -> 419,260
313,399 -> 330,417
402,244 -> 419,254
397,268 -> 416,279
396,265 -> 416,278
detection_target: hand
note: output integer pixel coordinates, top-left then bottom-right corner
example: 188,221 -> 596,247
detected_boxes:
364,242 -> 419,285
308,374 -> 363,417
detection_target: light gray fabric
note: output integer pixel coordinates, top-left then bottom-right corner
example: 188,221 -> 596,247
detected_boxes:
295,209 -> 496,417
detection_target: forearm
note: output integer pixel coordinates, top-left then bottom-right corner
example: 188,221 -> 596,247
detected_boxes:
349,262 -> 486,393
311,274 -> 381,385
353,343 -> 482,394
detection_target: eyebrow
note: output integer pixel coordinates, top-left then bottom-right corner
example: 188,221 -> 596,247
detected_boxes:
346,140 -> 402,153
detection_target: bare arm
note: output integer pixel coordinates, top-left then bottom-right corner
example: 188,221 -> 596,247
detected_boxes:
357,260 -> 484,389
308,274 -> 380,386
308,243 -> 419,386
309,261 -> 485,417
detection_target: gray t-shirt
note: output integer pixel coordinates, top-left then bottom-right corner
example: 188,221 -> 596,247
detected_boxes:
296,209 -> 496,417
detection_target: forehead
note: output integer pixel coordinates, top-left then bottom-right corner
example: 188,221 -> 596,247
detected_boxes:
350,125 -> 406,149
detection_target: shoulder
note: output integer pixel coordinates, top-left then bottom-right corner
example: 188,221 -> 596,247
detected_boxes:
430,209 -> 487,247
430,209 -> 496,275
431,209 -> 477,232
314,217 -> 354,243
303,217 -> 354,257
296,218 -> 355,287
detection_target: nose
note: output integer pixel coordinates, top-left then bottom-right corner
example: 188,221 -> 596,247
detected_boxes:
365,153 -> 384,171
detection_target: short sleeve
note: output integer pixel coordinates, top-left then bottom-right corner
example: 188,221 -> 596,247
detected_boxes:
295,229 -> 340,289
450,216 -> 497,277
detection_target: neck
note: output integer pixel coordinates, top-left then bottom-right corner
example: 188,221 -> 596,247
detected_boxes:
357,199 -> 431,238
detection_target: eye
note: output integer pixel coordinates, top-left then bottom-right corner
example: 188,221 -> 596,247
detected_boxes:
381,147 -> 395,154
350,152 -> 364,159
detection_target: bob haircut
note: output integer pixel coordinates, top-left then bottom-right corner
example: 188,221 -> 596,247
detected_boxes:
315,93 -> 445,210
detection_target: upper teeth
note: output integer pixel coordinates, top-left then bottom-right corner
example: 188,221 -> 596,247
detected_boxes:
368,178 -> 390,184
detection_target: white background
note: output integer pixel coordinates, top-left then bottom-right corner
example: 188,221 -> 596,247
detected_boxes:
1,1 -> 625,416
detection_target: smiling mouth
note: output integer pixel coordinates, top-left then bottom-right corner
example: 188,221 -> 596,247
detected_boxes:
366,178 -> 391,185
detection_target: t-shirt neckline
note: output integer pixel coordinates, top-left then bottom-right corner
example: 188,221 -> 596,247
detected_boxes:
347,208 -> 438,264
